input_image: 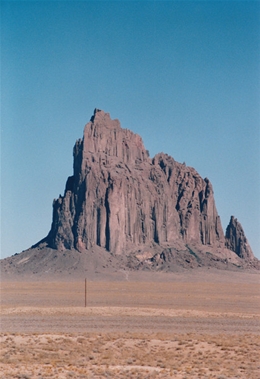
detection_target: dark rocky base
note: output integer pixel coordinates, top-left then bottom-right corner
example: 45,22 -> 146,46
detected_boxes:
1,243 -> 259,281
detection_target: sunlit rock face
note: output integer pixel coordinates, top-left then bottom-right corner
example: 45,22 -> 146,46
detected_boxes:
45,109 -> 252,260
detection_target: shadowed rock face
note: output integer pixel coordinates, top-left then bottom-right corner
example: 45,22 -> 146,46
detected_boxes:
45,109 -> 253,260
225,216 -> 254,260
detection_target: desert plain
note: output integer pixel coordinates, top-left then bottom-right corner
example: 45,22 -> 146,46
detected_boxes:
1,268 -> 260,379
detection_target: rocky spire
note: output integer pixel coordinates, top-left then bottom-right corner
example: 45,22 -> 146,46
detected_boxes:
225,216 -> 254,260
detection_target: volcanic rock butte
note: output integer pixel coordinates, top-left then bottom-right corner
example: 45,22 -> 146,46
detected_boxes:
42,109 -> 254,263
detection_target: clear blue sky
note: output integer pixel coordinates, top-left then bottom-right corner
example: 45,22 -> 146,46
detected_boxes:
1,1 -> 260,259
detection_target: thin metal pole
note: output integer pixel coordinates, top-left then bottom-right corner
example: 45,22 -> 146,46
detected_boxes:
85,278 -> 87,307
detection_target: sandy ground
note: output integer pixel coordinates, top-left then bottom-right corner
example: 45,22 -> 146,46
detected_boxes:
1,269 -> 260,378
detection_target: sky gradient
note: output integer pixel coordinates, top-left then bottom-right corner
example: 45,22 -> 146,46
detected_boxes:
1,1 -> 260,259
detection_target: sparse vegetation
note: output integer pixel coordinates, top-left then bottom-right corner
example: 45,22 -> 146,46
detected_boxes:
1,332 -> 259,378
1,274 -> 259,378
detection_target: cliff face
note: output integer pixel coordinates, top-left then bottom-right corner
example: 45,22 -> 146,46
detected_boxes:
45,109 -> 254,262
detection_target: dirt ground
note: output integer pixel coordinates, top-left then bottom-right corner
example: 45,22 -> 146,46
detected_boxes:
1,269 -> 260,378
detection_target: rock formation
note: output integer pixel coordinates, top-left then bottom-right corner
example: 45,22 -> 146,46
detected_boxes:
43,109 -> 254,262
1,108 -> 258,279
225,216 -> 254,260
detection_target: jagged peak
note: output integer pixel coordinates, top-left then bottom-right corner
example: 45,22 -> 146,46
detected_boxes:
225,215 -> 254,260
87,109 -> 121,133
90,108 -> 108,122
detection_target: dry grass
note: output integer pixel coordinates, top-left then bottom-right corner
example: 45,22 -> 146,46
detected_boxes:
1,332 -> 259,378
1,279 -> 260,313
1,272 -> 259,378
